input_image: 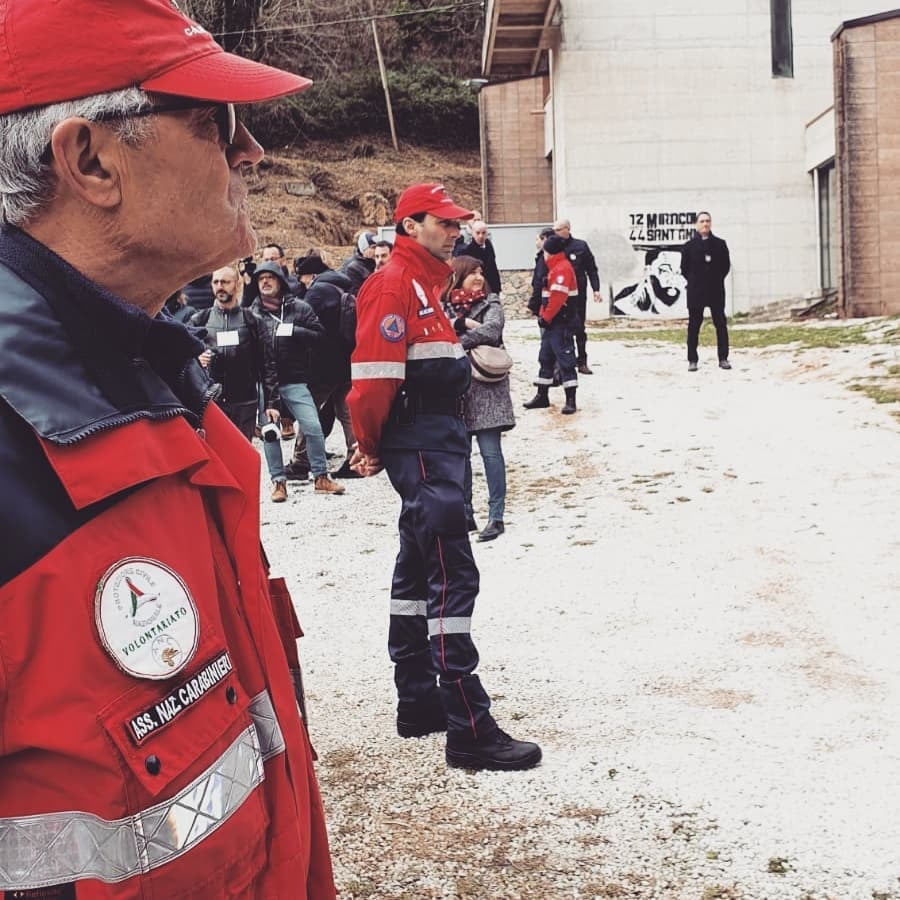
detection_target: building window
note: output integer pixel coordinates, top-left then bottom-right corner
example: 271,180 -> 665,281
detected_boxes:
771,0 -> 793,78
817,160 -> 836,291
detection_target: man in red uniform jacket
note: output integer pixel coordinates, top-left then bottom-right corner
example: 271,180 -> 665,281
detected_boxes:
347,183 -> 542,771
523,234 -> 581,414
0,1 -> 335,896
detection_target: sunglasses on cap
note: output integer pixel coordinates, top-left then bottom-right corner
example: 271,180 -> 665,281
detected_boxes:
96,100 -> 238,146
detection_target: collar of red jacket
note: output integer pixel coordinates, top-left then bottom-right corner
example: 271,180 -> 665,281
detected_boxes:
391,234 -> 454,287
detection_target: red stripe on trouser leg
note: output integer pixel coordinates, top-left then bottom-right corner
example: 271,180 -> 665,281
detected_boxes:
435,535 -> 449,669
417,450 -> 427,479
454,677 -> 478,737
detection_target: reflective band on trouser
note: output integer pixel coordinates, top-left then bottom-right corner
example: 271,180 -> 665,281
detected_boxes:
351,361 -> 406,380
0,690 -> 284,891
427,616 -> 471,638
407,342 -> 464,361
390,599 -> 427,617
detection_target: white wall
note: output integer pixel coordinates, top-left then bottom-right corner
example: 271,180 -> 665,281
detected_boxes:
548,0 -> 886,312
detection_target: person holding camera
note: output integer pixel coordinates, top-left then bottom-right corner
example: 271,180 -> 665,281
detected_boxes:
441,256 -> 514,543
523,234 -> 580,415
192,266 -> 275,440
240,243 -> 301,307
251,262 -> 345,500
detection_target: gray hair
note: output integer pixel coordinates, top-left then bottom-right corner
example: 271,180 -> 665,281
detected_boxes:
0,87 -> 154,227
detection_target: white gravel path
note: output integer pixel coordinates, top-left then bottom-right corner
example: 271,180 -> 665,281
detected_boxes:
261,320 -> 900,899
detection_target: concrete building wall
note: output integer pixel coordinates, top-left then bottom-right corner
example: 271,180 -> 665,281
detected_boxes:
545,0 -> 886,314
834,14 -> 900,317
481,77 -> 554,224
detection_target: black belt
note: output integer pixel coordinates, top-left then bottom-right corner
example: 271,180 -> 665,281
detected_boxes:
390,391 -> 463,424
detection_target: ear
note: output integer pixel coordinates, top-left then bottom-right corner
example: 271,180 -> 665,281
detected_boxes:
47,118 -> 123,210
401,216 -> 421,236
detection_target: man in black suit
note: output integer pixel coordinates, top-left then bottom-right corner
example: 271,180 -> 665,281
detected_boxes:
681,211 -> 732,371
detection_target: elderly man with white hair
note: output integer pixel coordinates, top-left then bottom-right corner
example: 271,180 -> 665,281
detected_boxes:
0,0 -> 335,895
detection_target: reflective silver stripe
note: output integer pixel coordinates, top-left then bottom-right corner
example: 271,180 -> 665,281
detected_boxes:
249,690 -> 286,760
351,361 -> 406,380
391,599 -> 427,617
407,342 -> 464,361
427,616 -> 471,637
0,696 -> 283,890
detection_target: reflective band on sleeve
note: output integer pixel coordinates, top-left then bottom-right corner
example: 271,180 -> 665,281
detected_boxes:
351,361 -> 406,380
248,690 -> 285,761
427,616 -> 471,638
0,693 -> 282,890
407,342 -> 464,361
390,599 -> 427,617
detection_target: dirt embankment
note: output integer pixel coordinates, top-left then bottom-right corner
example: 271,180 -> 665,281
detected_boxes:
245,137 -> 481,268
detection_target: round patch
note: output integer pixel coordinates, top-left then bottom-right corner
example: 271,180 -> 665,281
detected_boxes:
380,314 -> 406,342
95,558 -> 200,680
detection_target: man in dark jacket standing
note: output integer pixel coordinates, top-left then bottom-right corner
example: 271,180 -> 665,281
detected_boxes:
193,266 -> 274,439
251,262 -> 345,499
681,211 -> 732,371
553,218 -> 600,374
453,219 -> 501,294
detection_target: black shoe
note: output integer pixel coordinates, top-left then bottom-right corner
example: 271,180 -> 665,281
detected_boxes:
577,363 -> 593,375
332,460 -> 363,479
523,392 -> 550,410
283,464 -> 310,481
688,362 -> 698,372
477,520 -> 504,542
397,708 -> 448,739
719,359 -> 732,370
446,728 -> 542,771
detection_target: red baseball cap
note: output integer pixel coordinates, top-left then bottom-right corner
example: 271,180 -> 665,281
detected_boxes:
0,0 -> 312,115
393,183 -> 475,224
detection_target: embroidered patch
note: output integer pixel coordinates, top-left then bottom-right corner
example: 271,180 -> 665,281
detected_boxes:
380,314 -> 406,342
556,275 -> 565,283
416,306 -> 435,318
95,558 -> 200,680
127,651 -> 233,744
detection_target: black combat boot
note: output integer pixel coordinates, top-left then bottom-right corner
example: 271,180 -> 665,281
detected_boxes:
397,703 -> 448,739
522,385 -> 550,409
561,387 -> 577,415
446,727 -> 542,771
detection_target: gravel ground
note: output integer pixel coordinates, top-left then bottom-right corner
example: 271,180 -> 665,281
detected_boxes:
260,320 -> 900,899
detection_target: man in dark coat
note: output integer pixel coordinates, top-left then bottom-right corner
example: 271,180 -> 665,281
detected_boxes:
552,218 -> 600,375
681,211 -> 732,371
453,220 -> 501,294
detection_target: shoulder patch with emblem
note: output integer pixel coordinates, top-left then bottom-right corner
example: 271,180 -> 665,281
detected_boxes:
379,314 -> 406,342
95,558 -> 200,680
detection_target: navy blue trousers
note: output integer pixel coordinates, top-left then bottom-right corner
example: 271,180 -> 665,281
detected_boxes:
535,317 -> 578,388
382,447 -> 495,740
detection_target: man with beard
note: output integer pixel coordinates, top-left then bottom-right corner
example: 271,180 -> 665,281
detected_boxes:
192,266 -> 276,440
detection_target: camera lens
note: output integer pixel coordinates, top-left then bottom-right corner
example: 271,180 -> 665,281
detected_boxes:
260,422 -> 280,443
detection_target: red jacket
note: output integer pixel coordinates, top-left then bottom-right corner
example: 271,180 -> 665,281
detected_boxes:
347,235 -> 470,456
0,230 -> 335,899
540,251 -> 578,324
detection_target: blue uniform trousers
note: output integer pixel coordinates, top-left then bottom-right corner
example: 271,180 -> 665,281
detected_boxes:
382,447 -> 495,740
535,316 -> 578,388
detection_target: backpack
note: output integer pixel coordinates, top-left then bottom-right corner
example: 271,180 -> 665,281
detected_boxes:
337,290 -> 357,348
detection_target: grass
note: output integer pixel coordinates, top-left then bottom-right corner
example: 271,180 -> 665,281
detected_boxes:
585,321 -> 879,350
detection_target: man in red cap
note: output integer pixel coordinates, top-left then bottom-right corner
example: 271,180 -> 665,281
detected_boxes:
347,183 -> 542,772
0,1 -> 334,896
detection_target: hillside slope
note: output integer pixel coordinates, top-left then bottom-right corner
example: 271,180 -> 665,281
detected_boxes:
245,137 -> 481,267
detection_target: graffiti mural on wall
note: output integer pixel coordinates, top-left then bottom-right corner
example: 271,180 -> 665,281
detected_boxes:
612,212 -> 698,318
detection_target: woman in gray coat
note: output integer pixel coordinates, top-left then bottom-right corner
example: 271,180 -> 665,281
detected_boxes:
443,256 -> 515,542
